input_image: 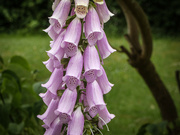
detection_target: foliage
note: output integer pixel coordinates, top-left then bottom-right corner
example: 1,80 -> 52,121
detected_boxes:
137,0 -> 180,36
0,0 -> 52,33
137,119 -> 180,135
0,0 -> 180,35
0,55 -> 45,134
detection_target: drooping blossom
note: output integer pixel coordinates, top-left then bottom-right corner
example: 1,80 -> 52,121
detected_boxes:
42,67 -> 64,95
74,0 -> 89,18
55,88 -> 77,123
86,81 -> 106,117
98,106 -> 115,129
47,29 -> 66,62
43,25 -> 58,40
39,90 -> 56,106
97,65 -> 114,94
62,49 -> 83,90
44,117 -> 63,135
96,0 -> 114,23
85,6 -> 103,45
97,30 -> 116,59
49,0 -> 71,33
83,45 -> 102,83
61,17 -> 81,57
37,98 -> 60,127
67,106 -> 84,135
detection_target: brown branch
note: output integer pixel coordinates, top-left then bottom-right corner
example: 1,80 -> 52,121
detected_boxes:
116,0 -> 178,124
117,0 -> 152,60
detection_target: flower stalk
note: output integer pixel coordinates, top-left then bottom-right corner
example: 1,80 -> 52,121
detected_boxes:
38,0 -> 115,134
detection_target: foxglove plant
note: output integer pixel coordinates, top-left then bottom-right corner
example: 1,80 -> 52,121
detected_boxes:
38,0 -> 115,134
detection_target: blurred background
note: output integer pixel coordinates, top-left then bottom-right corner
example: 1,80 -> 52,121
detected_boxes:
0,0 -> 180,134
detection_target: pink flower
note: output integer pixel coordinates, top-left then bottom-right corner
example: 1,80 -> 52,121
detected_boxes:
49,0 -> 71,33
43,25 -> 58,40
47,30 -> 66,62
74,0 -> 89,19
96,0 -> 114,23
37,98 -> 60,127
44,117 -> 63,135
97,65 -> 114,94
97,30 -> 116,59
61,17 -> 81,57
85,6 -> 103,45
83,45 -> 102,83
67,106 -> 84,135
98,106 -> 115,129
55,88 -> 77,123
62,49 -> 83,90
86,81 -> 106,117
42,67 -> 64,95
39,90 -> 56,106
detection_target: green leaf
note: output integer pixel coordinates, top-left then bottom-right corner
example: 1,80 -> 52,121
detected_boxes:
0,104 -> 11,128
137,123 -> 150,135
2,70 -> 21,92
33,100 -> 43,122
9,56 -> 30,70
65,15 -> 76,26
33,81 -> 46,94
0,55 -> 4,70
0,124 -> 8,135
12,92 -> 22,108
8,122 -> 24,134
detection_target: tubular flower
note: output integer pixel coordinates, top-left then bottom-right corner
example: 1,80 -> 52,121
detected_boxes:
85,6 -> 103,46
96,0 -> 114,23
74,0 -> 89,19
86,81 -> 106,117
39,0 -> 115,134
62,17 -> 81,57
67,106 -> 84,135
44,117 -> 63,135
42,67 -> 64,95
62,49 -> 83,90
37,98 -> 60,127
49,0 -> 71,33
98,106 -> 115,129
83,45 -> 102,83
55,88 -> 77,123
97,30 -> 116,59
97,65 -> 114,94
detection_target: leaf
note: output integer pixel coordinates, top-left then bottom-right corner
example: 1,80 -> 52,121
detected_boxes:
2,70 -> 21,92
33,81 -> 46,94
9,56 -> 30,71
33,100 -> 44,122
136,123 -> 150,135
65,15 -> 76,26
8,122 -> 24,134
0,104 -> 11,128
12,92 -> 22,108
0,55 -> 4,69
0,124 -> 8,135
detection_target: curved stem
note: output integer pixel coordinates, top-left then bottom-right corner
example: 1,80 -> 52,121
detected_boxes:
117,0 -> 152,60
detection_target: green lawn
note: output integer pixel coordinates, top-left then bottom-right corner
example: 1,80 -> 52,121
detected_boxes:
0,34 -> 180,134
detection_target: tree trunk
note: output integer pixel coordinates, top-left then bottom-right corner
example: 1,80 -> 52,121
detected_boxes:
136,60 -> 178,122
116,0 -> 179,124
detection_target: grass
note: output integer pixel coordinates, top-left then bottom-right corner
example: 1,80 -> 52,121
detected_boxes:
0,34 -> 180,134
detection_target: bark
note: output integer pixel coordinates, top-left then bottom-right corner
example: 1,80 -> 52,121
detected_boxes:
116,0 -> 178,123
